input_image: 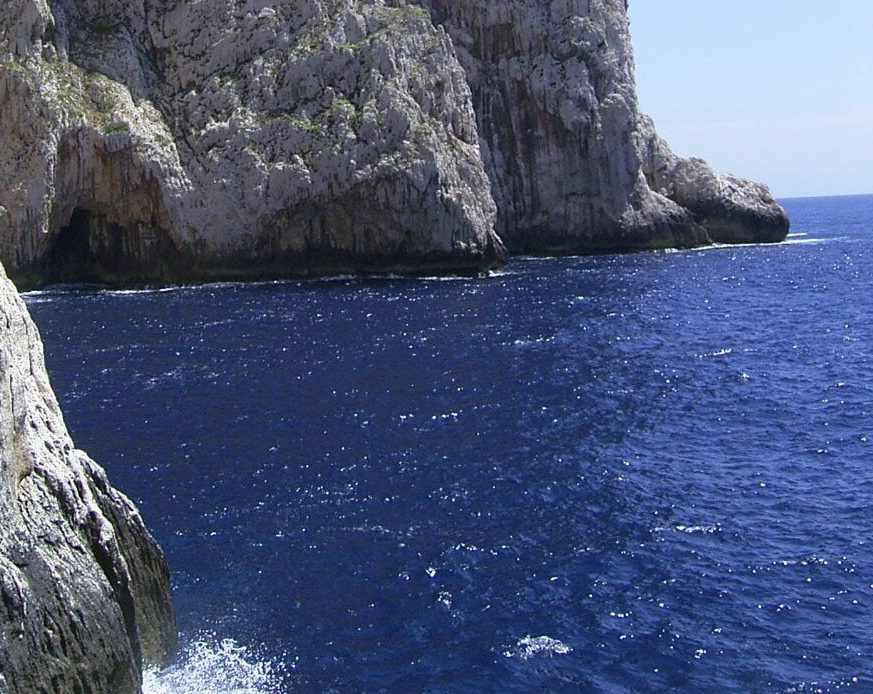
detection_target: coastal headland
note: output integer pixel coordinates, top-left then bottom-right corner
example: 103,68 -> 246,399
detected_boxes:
0,1 -> 789,691
1,0 -> 788,290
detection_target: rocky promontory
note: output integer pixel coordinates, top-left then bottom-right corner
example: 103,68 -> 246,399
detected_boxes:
0,0 -> 789,288
0,260 -> 176,692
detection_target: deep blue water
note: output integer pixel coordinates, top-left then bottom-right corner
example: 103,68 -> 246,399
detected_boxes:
24,194 -> 873,693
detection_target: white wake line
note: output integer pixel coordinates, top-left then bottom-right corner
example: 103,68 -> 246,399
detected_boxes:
674,235 -> 843,253
23,284 -> 192,299
782,236 -> 841,245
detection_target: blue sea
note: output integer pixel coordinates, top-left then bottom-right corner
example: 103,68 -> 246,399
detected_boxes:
24,194 -> 873,693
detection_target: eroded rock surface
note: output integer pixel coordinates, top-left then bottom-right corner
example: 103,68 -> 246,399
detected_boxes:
0,0 -> 788,288
420,0 -> 788,253
0,260 -> 175,693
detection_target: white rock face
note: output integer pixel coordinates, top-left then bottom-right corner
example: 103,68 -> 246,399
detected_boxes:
420,0 -> 788,252
0,0 -> 787,287
0,260 -> 175,692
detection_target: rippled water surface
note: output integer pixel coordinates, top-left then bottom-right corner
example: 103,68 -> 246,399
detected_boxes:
25,195 -> 873,693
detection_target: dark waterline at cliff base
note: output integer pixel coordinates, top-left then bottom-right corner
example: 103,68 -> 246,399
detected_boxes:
24,194 -> 873,693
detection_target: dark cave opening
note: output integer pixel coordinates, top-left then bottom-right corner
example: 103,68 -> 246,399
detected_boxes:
43,207 -> 184,286
49,209 -> 95,278
46,208 -> 106,284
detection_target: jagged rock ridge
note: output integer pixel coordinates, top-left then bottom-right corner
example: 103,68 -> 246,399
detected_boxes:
0,259 -> 176,693
0,0 -> 788,288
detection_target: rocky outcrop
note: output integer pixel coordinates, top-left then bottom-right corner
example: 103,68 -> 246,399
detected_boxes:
0,260 -> 175,692
420,0 -> 788,253
0,0 -> 788,288
638,115 -> 789,244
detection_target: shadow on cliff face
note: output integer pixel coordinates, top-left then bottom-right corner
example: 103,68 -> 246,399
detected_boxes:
47,209 -> 95,281
45,208 -> 186,286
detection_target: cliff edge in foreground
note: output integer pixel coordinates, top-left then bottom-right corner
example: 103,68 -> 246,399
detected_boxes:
0,260 -> 176,693
0,0 -> 788,288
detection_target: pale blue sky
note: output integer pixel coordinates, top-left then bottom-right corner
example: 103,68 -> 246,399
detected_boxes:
628,1 -> 873,198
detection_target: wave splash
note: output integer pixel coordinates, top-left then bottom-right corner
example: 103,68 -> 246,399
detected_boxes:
143,633 -> 280,694
503,635 -> 573,660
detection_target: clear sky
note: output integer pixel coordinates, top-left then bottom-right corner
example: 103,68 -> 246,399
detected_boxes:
628,1 -> 873,199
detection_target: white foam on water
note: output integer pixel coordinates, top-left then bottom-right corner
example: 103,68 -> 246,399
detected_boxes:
20,294 -> 56,304
674,524 -> 721,535
503,635 -> 573,660
651,523 -> 721,536
487,268 -> 517,276
105,286 -> 183,296
668,235 -> 838,254
143,634 -> 280,694
780,236 -> 835,246
419,274 -> 474,282
697,348 -> 733,359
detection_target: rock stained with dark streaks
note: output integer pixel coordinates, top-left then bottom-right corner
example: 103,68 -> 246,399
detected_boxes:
0,0 -> 788,288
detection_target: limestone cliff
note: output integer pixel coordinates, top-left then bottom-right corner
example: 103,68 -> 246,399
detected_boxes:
0,0 -> 788,288
419,0 -> 788,253
0,260 -> 175,692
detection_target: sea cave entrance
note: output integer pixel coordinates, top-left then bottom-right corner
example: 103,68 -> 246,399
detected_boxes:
48,208 -> 96,283
45,207 -> 181,286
